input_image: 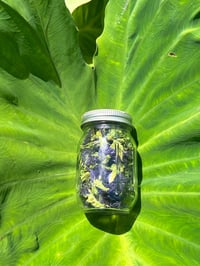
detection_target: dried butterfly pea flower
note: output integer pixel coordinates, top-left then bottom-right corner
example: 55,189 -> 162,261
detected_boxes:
78,126 -> 136,210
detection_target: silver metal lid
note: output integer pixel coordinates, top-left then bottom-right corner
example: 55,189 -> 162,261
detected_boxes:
81,109 -> 132,127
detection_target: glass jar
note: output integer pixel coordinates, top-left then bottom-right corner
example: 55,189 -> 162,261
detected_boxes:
76,109 -> 138,214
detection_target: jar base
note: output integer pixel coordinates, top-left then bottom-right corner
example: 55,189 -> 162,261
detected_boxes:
83,208 -> 131,215
85,211 -> 135,235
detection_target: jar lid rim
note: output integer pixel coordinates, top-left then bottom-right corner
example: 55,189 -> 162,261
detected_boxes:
81,109 -> 133,127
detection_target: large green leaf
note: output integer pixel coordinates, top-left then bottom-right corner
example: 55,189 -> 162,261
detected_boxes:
0,0 -> 200,266
95,0 -> 200,264
0,0 -> 96,265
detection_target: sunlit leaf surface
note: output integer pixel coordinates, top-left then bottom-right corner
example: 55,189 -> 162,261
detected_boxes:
65,0 -> 91,13
0,0 -> 200,265
0,0 -> 95,265
95,0 -> 200,264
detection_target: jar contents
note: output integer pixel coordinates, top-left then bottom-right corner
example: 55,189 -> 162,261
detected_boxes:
77,125 -> 137,213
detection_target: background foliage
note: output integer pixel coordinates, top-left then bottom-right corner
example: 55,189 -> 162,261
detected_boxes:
0,0 -> 200,265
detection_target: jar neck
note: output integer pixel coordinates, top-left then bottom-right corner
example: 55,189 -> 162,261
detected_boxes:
81,121 -> 133,132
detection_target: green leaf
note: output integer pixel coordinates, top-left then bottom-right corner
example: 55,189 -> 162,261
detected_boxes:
0,0 -> 200,265
95,0 -> 200,264
72,0 -> 109,63
0,0 -> 96,265
0,1 -> 62,85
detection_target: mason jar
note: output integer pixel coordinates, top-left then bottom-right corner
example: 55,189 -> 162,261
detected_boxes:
76,109 -> 138,214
